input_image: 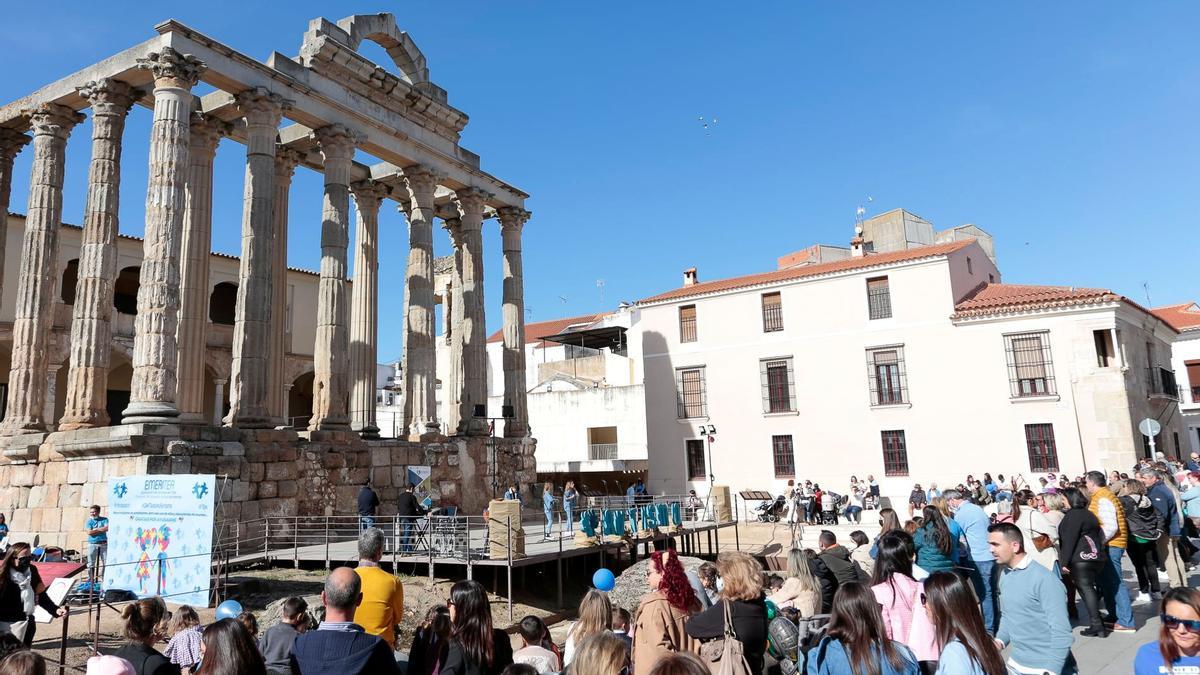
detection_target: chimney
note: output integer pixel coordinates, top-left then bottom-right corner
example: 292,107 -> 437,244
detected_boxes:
683,267 -> 699,287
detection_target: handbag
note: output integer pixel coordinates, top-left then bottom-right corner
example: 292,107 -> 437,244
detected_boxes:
698,601 -> 753,675
1031,532 -> 1053,552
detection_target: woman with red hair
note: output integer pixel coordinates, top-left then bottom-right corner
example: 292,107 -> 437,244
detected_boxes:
632,550 -> 699,675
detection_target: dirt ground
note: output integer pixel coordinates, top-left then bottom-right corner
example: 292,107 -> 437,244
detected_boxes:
28,562 -> 591,670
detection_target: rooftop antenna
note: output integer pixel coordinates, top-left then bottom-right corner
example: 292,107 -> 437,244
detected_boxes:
525,307 -> 534,322
596,279 -> 606,306
1143,282 -> 1153,307
851,196 -> 873,257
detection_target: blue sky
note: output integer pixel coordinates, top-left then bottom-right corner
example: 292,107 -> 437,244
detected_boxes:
3,3 -> 1198,360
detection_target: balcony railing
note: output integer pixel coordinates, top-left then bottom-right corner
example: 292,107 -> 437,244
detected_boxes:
588,443 -> 619,460
1148,367 -> 1181,401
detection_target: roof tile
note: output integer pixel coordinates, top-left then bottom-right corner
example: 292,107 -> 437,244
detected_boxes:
486,312 -> 607,346
1151,302 -> 1200,332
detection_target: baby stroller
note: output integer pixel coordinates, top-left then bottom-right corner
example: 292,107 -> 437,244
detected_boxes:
820,492 -> 841,525
755,495 -> 787,523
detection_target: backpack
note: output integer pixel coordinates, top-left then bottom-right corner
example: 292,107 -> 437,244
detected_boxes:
1124,496 -> 1162,541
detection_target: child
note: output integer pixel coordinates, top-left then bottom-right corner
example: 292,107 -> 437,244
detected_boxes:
407,605 -> 451,675
236,611 -> 259,641
164,605 -> 203,672
259,597 -> 308,675
611,607 -> 633,652
767,574 -> 784,594
513,615 -> 560,673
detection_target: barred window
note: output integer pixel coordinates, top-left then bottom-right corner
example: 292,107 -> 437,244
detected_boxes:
867,277 -> 892,320
881,430 -> 909,476
762,292 -> 784,332
772,435 -> 795,478
866,345 -> 907,405
676,367 -> 707,419
1004,331 -> 1056,397
1024,424 -> 1060,472
679,305 -> 697,343
760,357 -> 796,413
686,439 -> 706,481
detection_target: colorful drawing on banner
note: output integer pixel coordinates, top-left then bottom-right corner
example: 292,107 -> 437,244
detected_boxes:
104,475 -> 215,607
407,465 -> 432,491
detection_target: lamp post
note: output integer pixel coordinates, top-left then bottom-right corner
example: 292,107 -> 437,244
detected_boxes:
697,424 -> 717,489
476,402 -> 516,499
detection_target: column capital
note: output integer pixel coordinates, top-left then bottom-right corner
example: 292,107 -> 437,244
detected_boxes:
0,128 -> 30,161
136,46 -> 206,89
77,79 -> 136,117
441,217 -> 463,248
274,146 -> 304,180
402,165 -> 441,203
497,206 -> 531,233
454,187 -> 491,224
23,103 -> 85,140
188,112 -> 228,159
235,87 -> 291,127
312,124 -> 359,163
350,179 -> 387,212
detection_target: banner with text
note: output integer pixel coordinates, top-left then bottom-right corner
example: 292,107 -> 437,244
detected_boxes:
103,474 -> 216,606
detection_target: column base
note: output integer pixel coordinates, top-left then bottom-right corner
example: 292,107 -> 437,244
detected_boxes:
0,417 -> 48,438
58,410 -> 112,432
465,417 -> 490,437
308,415 -> 351,432
224,413 -> 275,430
357,424 -> 380,440
121,401 -> 180,425
503,421 -> 530,439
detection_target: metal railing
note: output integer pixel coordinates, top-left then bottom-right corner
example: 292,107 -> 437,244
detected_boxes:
1148,367 -> 1181,400
588,443 -> 619,460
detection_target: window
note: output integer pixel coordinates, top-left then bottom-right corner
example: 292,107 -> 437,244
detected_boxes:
1024,424 -> 1060,472
881,431 -> 909,476
866,346 -> 907,405
967,257 -> 974,275
1004,331 -> 1056,397
772,435 -> 795,478
686,439 -> 706,481
760,358 -> 795,413
679,305 -> 697,343
867,277 -> 892,320
1187,360 -> 1200,403
762,292 -> 783,332
676,367 -> 707,418
1093,330 -> 1115,368
988,273 -> 995,284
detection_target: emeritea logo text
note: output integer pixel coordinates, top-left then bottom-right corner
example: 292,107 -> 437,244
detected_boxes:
143,479 -> 176,493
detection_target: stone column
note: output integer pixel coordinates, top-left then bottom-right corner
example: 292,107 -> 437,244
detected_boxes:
441,218 -> 466,434
282,382 -> 294,424
123,47 -> 205,426
400,166 -> 440,438
308,125 -> 357,431
0,128 -> 30,311
211,379 -> 226,426
176,114 -> 226,423
227,89 -> 287,429
456,188 -> 490,436
0,103 -> 84,435
498,207 -> 531,438
349,180 -> 385,438
59,79 -> 135,431
268,148 -> 302,424
42,364 -> 62,431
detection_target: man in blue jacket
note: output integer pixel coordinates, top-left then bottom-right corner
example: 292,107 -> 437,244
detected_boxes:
946,489 -> 998,634
1140,467 -> 1187,588
291,567 -> 398,674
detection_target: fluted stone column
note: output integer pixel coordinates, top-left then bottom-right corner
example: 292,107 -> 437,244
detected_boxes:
0,103 -> 84,435
123,47 -> 205,426
227,89 -> 287,429
59,79 -> 135,430
0,129 -> 30,312
309,125 -> 357,431
268,148 -> 302,424
441,218 -> 465,434
211,379 -> 226,426
498,207 -> 531,438
176,114 -> 226,423
456,188 -> 490,436
43,364 -> 62,431
349,180 -> 384,438
400,166 -> 440,437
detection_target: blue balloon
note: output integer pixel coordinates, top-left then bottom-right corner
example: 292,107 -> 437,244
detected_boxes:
215,599 -> 243,620
592,568 -> 615,592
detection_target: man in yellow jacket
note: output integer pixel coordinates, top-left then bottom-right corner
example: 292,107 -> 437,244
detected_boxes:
1085,470 -> 1135,632
354,527 -> 404,650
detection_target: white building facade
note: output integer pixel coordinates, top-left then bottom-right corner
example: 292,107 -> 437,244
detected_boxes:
1155,302 -> 1200,454
636,231 -> 1184,503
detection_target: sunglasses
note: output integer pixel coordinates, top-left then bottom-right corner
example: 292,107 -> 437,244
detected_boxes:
1162,614 -> 1200,633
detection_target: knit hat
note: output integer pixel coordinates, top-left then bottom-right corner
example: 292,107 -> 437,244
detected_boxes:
87,656 -> 137,675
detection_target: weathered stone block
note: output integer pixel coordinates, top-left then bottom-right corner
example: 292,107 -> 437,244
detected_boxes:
9,465 -> 36,487
258,481 -> 278,499
66,459 -> 89,485
58,484 -> 81,508
321,453 -> 344,470
241,500 -> 262,520
170,456 -> 192,474
265,462 -> 295,481
217,456 -> 243,478
221,442 -> 245,457
248,463 -> 265,482
447,453 -> 460,466
192,456 -> 219,475
42,461 -> 67,486
344,467 -> 368,485
277,480 -> 298,498
232,480 -> 251,502
86,458 -> 105,484
370,448 -> 390,467
28,484 -> 59,508
9,509 -> 31,532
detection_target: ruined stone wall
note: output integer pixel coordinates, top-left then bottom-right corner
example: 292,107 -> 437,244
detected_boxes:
0,425 -> 536,553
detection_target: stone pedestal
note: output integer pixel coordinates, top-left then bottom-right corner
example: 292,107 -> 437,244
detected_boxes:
60,79 -> 135,431
123,47 -> 205,425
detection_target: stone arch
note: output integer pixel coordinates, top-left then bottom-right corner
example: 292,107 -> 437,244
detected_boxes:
334,14 -> 429,85
113,266 -> 140,315
61,259 -> 79,305
209,282 -> 237,326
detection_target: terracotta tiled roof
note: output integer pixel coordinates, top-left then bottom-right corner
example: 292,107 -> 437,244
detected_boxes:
486,312 -> 607,346
637,240 -> 974,305
952,283 -> 1118,317
1151,302 -> 1200,332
